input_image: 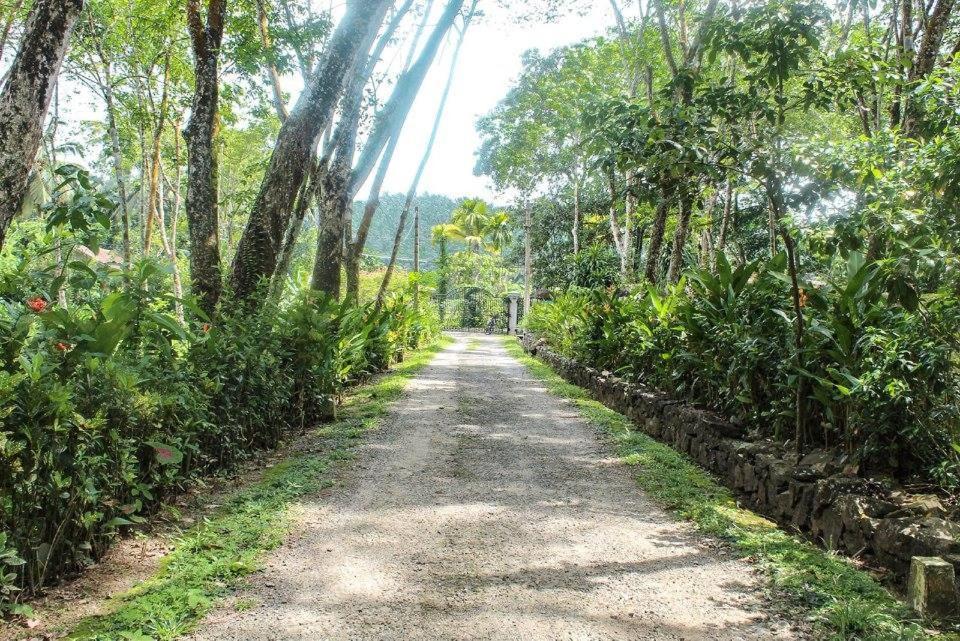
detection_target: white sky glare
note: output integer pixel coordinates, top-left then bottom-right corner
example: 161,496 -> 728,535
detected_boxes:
368,1 -> 616,201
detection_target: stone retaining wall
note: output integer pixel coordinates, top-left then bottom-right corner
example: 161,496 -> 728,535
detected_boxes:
521,334 -> 960,582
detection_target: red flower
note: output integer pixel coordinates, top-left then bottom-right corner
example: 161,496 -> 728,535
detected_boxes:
26,297 -> 47,313
201,323 -> 211,333
54,341 -> 71,352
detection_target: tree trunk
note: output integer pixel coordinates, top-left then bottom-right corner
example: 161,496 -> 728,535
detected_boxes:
635,222 -> 648,275
272,160 -> 323,290
699,228 -> 712,268
607,168 -> 626,267
623,172 -> 636,279
904,0 -> 955,134
230,0 -> 392,303
523,201 -> 533,316
157,169 -> 185,323
571,174 -> 581,255
891,0 -> 913,127
347,0 -> 466,198
767,194 -> 778,256
169,177 -> 185,324
0,0 -> 84,248
344,133 -> 399,301
312,0 -> 412,298
653,0 -> 679,77
609,0 -> 641,98
256,0 -> 289,121
145,50 -> 171,255
696,187 -> 719,269
413,204 -> 420,308
716,178 -> 733,256
184,0 -> 227,316
160,120 -> 185,322
105,87 -> 131,269
347,0 -> 466,300
345,144 -> 393,300
344,263 -> 361,302
780,225 -> 808,453
644,181 -> 673,283
90,26 -> 132,270
311,158 -> 352,296
373,199 -> 411,314
137,121 -> 149,249
373,1 -> 477,309
666,191 -> 693,284
436,238 -> 448,323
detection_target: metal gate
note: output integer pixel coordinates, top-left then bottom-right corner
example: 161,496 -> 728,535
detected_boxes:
435,286 -> 511,332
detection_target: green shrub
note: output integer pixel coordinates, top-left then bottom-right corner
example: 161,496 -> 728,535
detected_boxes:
0,245 -> 437,612
568,243 -> 622,289
524,249 -> 960,489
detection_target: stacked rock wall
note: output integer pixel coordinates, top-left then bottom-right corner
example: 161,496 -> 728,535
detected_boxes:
521,334 -> 960,581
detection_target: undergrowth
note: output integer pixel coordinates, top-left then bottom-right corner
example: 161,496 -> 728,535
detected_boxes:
503,336 -> 939,641
65,337 -> 452,640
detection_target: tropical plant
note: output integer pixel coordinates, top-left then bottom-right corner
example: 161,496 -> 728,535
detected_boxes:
444,198 -> 512,253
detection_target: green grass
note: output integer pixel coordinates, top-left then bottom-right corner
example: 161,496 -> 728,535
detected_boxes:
67,337 -> 452,640
503,336 -> 936,641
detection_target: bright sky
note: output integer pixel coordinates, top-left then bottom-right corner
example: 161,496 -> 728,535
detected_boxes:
369,1 -> 616,200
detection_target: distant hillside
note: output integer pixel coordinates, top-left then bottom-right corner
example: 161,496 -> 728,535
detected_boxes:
352,193 -> 463,268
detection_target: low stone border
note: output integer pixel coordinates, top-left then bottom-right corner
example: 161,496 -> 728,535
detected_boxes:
521,334 -> 960,584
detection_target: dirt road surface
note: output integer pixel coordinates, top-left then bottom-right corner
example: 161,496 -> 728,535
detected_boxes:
189,333 -> 797,640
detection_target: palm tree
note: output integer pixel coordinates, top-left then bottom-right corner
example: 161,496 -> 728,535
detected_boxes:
431,223 -> 459,323
446,199 -> 511,253
450,198 -> 488,251
483,211 -> 511,253
431,222 -> 462,247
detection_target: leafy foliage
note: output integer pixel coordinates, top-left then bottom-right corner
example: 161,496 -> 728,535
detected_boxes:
0,228 -> 439,610
525,247 -> 960,488
66,337 -> 450,640
489,0 -> 960,498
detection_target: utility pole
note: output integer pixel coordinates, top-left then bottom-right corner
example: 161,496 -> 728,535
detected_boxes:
413,204 -> 420,308
523,200 -> 532,316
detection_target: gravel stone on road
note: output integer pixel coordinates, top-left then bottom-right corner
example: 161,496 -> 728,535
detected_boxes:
189,333 -> 798,640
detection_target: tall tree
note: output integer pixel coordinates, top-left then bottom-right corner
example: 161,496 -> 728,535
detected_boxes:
229,0 -> 393,302
334,0 -> 436,300
347,0 -> 466,198
255,0 -> 290,121
269,0 -> 415,293
83,10 -> 133,268
644,0 -> 718,284
374,0 -> 479,309
310,0 -> 428,298
607,0 -> 645,278
313,0 -> 466,299
523,198 -> 532,314
144,48 -> 172,255
184,0 -> 227,315
0,0 -> 84,248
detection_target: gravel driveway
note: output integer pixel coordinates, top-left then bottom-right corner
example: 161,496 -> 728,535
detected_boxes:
189,333 -> 797,640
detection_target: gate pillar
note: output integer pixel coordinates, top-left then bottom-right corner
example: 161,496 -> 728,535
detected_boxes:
507,294 -> 520,334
